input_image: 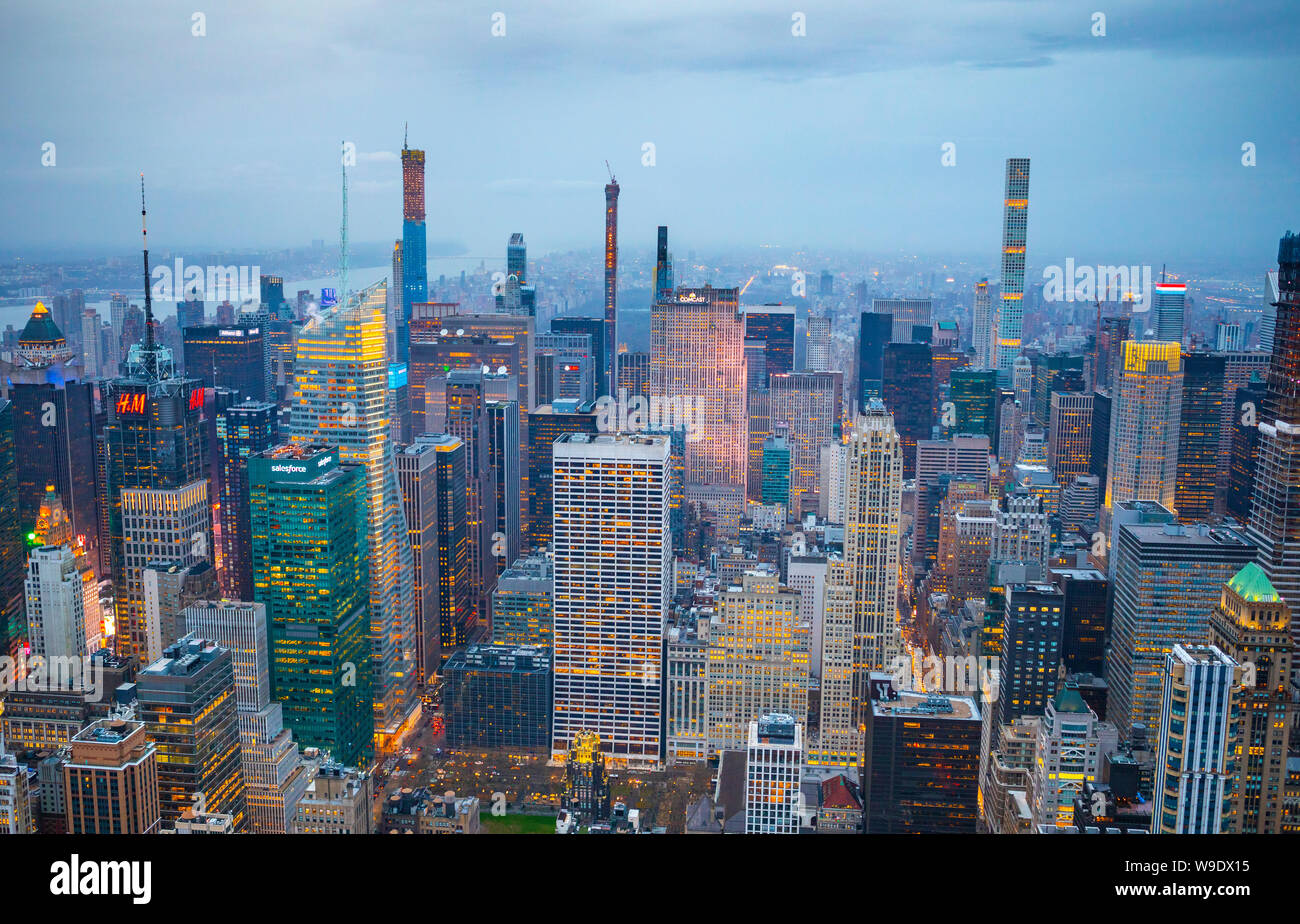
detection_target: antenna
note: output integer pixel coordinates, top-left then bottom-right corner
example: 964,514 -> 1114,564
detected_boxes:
404,121 -> 408,151
140,173 -> 156,376
339,150 -> 350,310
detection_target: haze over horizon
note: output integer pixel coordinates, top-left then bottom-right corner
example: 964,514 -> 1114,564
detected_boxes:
3,0 -> 1298,272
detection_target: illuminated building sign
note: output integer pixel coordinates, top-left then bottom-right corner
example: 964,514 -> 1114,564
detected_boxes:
115,392 -> 147,416
188,389 -> 204,411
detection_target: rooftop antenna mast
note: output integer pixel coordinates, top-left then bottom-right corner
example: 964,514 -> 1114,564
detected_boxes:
140,173 -> 156,378
339,148 -> 350,310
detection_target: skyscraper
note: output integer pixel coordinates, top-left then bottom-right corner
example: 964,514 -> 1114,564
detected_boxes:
137,634 -> 247,830
993,157 -> 1030,384
1247,232 -> 1300,617
745,714 -> 804,834
997,582 -> 1064,729
551,433 -> 670,765
248,444 -> 373,767
603,174 -> 619,394
839,401 -> 903,718
1105,340 -> 1183,512
395,441 -> 441,683
420,434 -> 471,657
290,279 -> 417,742
1107,521 -> 1257,743
768,371 -> 842,517
1047,392 -> 1094,487
215,401 -> 279,600
0,401 -> 24,664
1151,644 -> 1242,834
881,342 -> 932,479
184,600 -> 311,834
63,718 -> 161,835
873,298 -> 932,344
971,278 -> 992,369
1152,281 -> 1187,345
651,286 -> 747,491
1175,351 -> 1226,522
1209,563 -> 1292,834
399,138 -> 427,366
856,310 -> 892,405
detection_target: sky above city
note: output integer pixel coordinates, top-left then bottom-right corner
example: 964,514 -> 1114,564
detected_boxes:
3,0 -> 1297,272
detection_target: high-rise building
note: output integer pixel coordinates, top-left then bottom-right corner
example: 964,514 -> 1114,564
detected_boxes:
993,158 -> 1030,384
1247,233 -> 1300,616
651,286 -> 747,492
971,278 -> 992,369
768,371 -> 842,516
1209,562 -> 1292,833
760,433 -> 791,510
526,401 -> 600,547
399,140 -> 427,365
1227,376 -> 1268,523
30,486 -> 102,653
395,441 -> 441,683
603,176 -> 619,394
873,298 -> 932,345
292,759 -> 374,834
418,434 -> 471,657
1107,521 -> 1257,743
856,310 -> 892,405
654,225 -> 674,304
103,337 -> 209,665
551,316 -> 607,403
487,399 -> 521,576
997,582 -> 1064,729
744,713 -> 804,834
137,634 -> 246,830
24,545 -> 86,659
491,553 -> 552,646
1175,352 -> 1225,521
948,368 -> 999,442
839,402 -> 903,718
1151,644 -> 1243,834
744,305 -> 795,384
444,643 -> 551,752
1051,566 -> 1108,676
63,717 -> 161,835
1105,340 -> 1183,512
706,571 -> 809,755
881,342 -> 932,479
182,323 -> 268,402
290,280 -> 416,741
1152,281 -> 1187,345
914,434 -> 991,567
1047,392 -> 1094,486
215,401 -> 279,600
863,687 -> 981,833
551,433 -> 670,765
534,332 -> 595,406
185,600 -> 311,834
805,314 -> 831,371
249,444 -> 373,767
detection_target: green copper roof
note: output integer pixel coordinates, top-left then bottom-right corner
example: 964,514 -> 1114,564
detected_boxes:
18,301 -> 65,346
1052,683 -> 1091,714
1227,561 -> 1280,603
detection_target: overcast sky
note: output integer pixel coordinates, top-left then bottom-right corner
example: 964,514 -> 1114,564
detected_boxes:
2,0 -> 1297,271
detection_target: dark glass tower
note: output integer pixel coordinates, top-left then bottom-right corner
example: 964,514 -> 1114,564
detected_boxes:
0,401 -> 24,663
857,310 -> 892,406
882,341 -> 932,479
1247,231 -> 1300,621
743,306 -> 796,385
248,444 -> 373,767
1174,352 -> 1225,522
216,401 -> 279,600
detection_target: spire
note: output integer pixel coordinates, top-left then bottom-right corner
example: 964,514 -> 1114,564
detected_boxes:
141,174 -> 155,363
403,121 -> 408,151
339,151 -> 350,310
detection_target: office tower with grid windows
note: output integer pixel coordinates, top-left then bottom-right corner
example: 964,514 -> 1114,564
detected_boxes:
1247,233 -> 1300,615
1209,562 -> 1293,833
743,306 -> 795,383
705,571 -> 809,756
1151,644 -> 1243,834
184,600 -> 310,834
550,433 -> 670,765
1152,281 -> 1187,345
873,298 -> 932,345
290,280 -> 416,742
1047,392 -> 1094,487
993,158 -> 1030,384
768,371 -> 842,517
62,718 -> 161,835
249,444 -> 373,768
395,440 -> 441,683
1107,521 -> 1257,744
137,634 -> 247,830
215,401 -> 279,600
971,278 -> 992,368
1175,352 -> 1225,522
1105,340 -> 1183,512
745,713 -> 803,834
651,286 -> 747,493
841,401 -> 903,719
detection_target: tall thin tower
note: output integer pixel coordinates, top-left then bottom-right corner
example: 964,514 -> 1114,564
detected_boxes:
1248,232 -> 1300,618
604,166 -> 619,396
399,127 -> 427,366
993,158 -> 1030,385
